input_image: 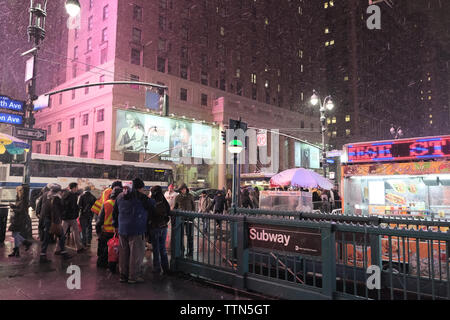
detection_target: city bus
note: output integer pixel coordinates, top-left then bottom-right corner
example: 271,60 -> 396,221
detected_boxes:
0,153 -> 174,202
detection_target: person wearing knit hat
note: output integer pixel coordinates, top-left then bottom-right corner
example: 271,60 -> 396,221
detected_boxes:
112,178 -> 155,283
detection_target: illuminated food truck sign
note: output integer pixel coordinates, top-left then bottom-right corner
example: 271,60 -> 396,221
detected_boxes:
345,135 -> 450,163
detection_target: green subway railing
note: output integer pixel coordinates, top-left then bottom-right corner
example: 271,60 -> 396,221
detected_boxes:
170,210 -> 450,300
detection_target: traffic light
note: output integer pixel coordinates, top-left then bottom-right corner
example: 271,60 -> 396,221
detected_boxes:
221,130 -> 226,144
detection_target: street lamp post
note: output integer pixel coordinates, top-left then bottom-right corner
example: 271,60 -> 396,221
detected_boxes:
228,139 -> 243,211
311,90 -> 334,178
23,0 -> 81,186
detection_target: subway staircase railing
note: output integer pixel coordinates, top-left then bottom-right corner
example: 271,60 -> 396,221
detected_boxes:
170,210 -> 450,300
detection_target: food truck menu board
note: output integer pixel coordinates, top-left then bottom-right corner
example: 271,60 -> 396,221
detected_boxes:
344,135 -> 450,163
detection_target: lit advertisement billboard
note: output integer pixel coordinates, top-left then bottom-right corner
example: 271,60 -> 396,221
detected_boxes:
115,109 -> 217,160
295,141 -> 321,169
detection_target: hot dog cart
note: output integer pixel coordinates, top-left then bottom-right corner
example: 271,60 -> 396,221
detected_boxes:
340,135 -> 450,218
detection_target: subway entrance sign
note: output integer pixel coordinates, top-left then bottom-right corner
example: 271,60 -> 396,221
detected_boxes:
344,135 -> 450,163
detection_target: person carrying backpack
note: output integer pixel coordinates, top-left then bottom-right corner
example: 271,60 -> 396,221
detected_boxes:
149,185 -> 171,275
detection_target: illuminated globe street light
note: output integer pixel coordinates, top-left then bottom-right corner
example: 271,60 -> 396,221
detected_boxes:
228,139 -> 243,210
310,90 -> 334,178
65,0 -> 81,17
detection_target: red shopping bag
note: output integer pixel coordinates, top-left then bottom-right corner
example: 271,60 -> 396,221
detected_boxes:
77,218 -> 82,232
107,234 -> 120,263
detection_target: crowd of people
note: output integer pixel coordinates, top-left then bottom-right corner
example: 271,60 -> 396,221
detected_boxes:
4,179 -> 340,283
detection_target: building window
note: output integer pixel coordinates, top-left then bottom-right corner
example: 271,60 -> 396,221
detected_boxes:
97,109 -> 104,122
55,141 -> 61,155
160,0 -> 167,9
158,38 -> 166,51
346,129 -> 351,136
87,37 -> 92,52
252,86 -> 257,100
157,57 -> 166,72
332,131 -> 337,138
101,48 -> 108,64
251,73 -> 257,84
70,118 -> 75,129
133,5 -> 143,21
332,116 -> 336,124
345,115 -> 351,122
68,138 -> 74,156
47,125 -> 51,135
57,122 -> 62,132
95,131 -> 105,158
86,56 -> 91,72
88,16 -> 93,31
131,48 -> 141,65
80,135 -> 89,157
132,28 -> 141,43
74,28 -> 78,40
45,143 -> 50,155
82,114 -> 89,126
72,64 -> 77,78
310,123 -> 314,131
301,120 -> 305,128
103,5 -> 109,20
201,71 -> 208,85
201,94 -> 208,106
99,75 -> 105,88
36,145 -> 41,153
180,65 -> 188,79
159,15 -> 166,30
89,0 -> 93,9
59,94 -> 62,105
180,88 -> 188,101
237,81 -> 242,96
73,46 -> 78,60
130,74 -> 139,89
84,82 -> 89,94
325,27 -> 330,34
102,28 -> 108,42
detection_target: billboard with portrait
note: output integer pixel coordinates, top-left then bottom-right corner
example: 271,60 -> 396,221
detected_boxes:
115,109 -> 216,160
294,141 -> 321,169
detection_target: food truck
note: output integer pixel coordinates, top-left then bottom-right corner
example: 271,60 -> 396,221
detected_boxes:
340,135 -> 450,219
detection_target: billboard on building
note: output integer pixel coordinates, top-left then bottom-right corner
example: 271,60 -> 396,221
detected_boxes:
115,109 -> 216,160
294,141 -> 321,169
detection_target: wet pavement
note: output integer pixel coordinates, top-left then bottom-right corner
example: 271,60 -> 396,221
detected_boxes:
0,236 -> 249,300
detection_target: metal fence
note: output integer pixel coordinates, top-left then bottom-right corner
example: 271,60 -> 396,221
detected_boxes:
170,210 -> 450,300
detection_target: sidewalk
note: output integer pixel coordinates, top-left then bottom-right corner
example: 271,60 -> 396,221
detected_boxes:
0,238 -> 249,300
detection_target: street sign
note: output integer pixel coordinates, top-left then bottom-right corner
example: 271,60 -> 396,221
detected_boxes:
0,95 -> 24,113
326,149 -> 343,158
13,127 -> 47,141
257,129 -> 267,147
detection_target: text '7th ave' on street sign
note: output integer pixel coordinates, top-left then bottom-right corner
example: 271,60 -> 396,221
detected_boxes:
13,127 -> 47,142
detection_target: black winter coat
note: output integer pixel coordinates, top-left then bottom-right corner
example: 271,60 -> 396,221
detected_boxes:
78,191 -> 96,218
8,198 -> 28,234
209,194 -> 226,213
62,191 -> 79,220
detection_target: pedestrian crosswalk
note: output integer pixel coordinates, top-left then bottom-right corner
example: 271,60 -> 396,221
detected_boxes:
4,212 -> 97,241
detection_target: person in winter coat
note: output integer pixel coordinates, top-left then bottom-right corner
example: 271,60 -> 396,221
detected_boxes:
39,183 -> 71,262
225,189 -> 232,213
207,190 -> 226,230
8,185 -> 32,257
78,186 -> 97,247
173,183 -> 195,257
149,185 -> 171,275
96,186 -> 122,270
241,188 -> 254,209
198,190 -> 212,233
112,178 -> 155,284
164,184 -> 178,210
60,182 -> 84,253
36,186 -> 50,241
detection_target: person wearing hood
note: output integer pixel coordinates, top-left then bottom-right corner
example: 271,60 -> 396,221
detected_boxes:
39,183 -> 70,262
78,186 -> 97,247
96,186 -> 123,270
149,185 -> 171,275
36,186 -> 50,241
7,185 -> 33,257
112,178 -> 155,284
174,183 -> 195,258
241,188 -> 254,209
